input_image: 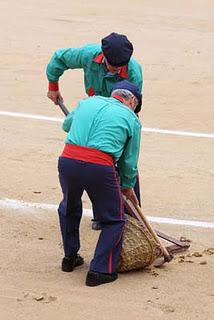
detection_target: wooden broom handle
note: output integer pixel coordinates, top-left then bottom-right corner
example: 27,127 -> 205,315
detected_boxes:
124,195 -> 173,262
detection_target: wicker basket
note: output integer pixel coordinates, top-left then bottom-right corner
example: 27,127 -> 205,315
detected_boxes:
117,214 -> 163,272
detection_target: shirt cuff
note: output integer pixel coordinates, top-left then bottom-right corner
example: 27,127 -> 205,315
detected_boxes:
48,82 -> 59,91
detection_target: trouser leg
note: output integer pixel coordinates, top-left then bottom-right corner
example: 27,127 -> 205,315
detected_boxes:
91,168 -> 141,229
85,164 -> 125,274
58,157 -> 84,257
90,221 -> 124,274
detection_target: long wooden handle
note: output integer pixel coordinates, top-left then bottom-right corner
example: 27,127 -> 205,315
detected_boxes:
125,196 -> 173,262
57,100 -> 69,116
134,203 -> 173,262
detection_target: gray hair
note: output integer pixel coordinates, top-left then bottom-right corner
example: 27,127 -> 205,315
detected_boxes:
111,89 -> 138,109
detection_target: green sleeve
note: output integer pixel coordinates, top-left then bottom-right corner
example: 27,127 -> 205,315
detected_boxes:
118,120 -> 141,189
46,46 -> 88,82
62,111 -> 75,133
127,59 -> 143,93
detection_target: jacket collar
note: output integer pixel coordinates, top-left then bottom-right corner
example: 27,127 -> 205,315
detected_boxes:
112,94 -> 125,104
93,53 -> 128,79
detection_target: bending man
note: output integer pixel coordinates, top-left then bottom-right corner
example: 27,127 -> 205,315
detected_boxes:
57,80 -> 142,286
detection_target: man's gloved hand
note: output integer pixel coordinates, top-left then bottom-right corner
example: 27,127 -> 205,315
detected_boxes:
122,188 -> 139,206
47,90 -> 63,105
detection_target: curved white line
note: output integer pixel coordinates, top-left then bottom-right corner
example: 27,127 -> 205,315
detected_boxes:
0,198 -> 213,229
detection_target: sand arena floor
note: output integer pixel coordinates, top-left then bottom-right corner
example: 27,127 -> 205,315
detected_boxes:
0,1 -> 213,319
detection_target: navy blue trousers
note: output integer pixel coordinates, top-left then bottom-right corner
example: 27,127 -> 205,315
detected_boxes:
58,157 -> 125,274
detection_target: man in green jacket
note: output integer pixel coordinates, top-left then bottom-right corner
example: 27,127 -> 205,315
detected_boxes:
46,32 -> 143,112
58,80 -> 142,286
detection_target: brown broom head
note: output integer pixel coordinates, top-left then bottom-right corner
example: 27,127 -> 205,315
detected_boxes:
117,214 -> 163,272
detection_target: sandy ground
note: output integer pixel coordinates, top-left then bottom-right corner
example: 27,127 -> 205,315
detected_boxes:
0,0 -> 214,319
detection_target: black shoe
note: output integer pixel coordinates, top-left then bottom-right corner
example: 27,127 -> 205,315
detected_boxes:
61,254 -> 84,272
91,220 -> 101,231
85,271 -> 118,287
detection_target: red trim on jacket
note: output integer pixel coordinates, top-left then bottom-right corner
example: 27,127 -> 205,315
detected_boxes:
93,52 -> 104,64
112,94 -> 125,104
61,144 -> 114,166
93,53 -> 128,78
48,82 -> 59,91
118,66 -> 128,79
88,87 -> 95,96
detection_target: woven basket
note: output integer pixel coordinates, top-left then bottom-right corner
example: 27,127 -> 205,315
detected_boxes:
117,214 -> 163,272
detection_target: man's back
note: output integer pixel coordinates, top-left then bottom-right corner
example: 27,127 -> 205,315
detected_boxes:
63,96 -> 141,162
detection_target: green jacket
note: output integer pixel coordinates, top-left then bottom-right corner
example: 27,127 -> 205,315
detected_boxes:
46,44 -> 143,97
62,96 -> 142,189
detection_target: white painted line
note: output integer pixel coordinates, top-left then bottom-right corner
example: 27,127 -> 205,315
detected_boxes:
0,111 -> 62,123
147,216 -> 214,229
142,127 -> 214,139
1,111 -> 214,139
0,198 -> 214,229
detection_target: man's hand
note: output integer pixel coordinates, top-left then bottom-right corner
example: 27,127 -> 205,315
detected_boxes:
47,90 -> 63,105
122,188 -> 139,206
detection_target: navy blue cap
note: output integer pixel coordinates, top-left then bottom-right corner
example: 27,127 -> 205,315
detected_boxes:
111,80 -> 142,113
101,32 -> 133,67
